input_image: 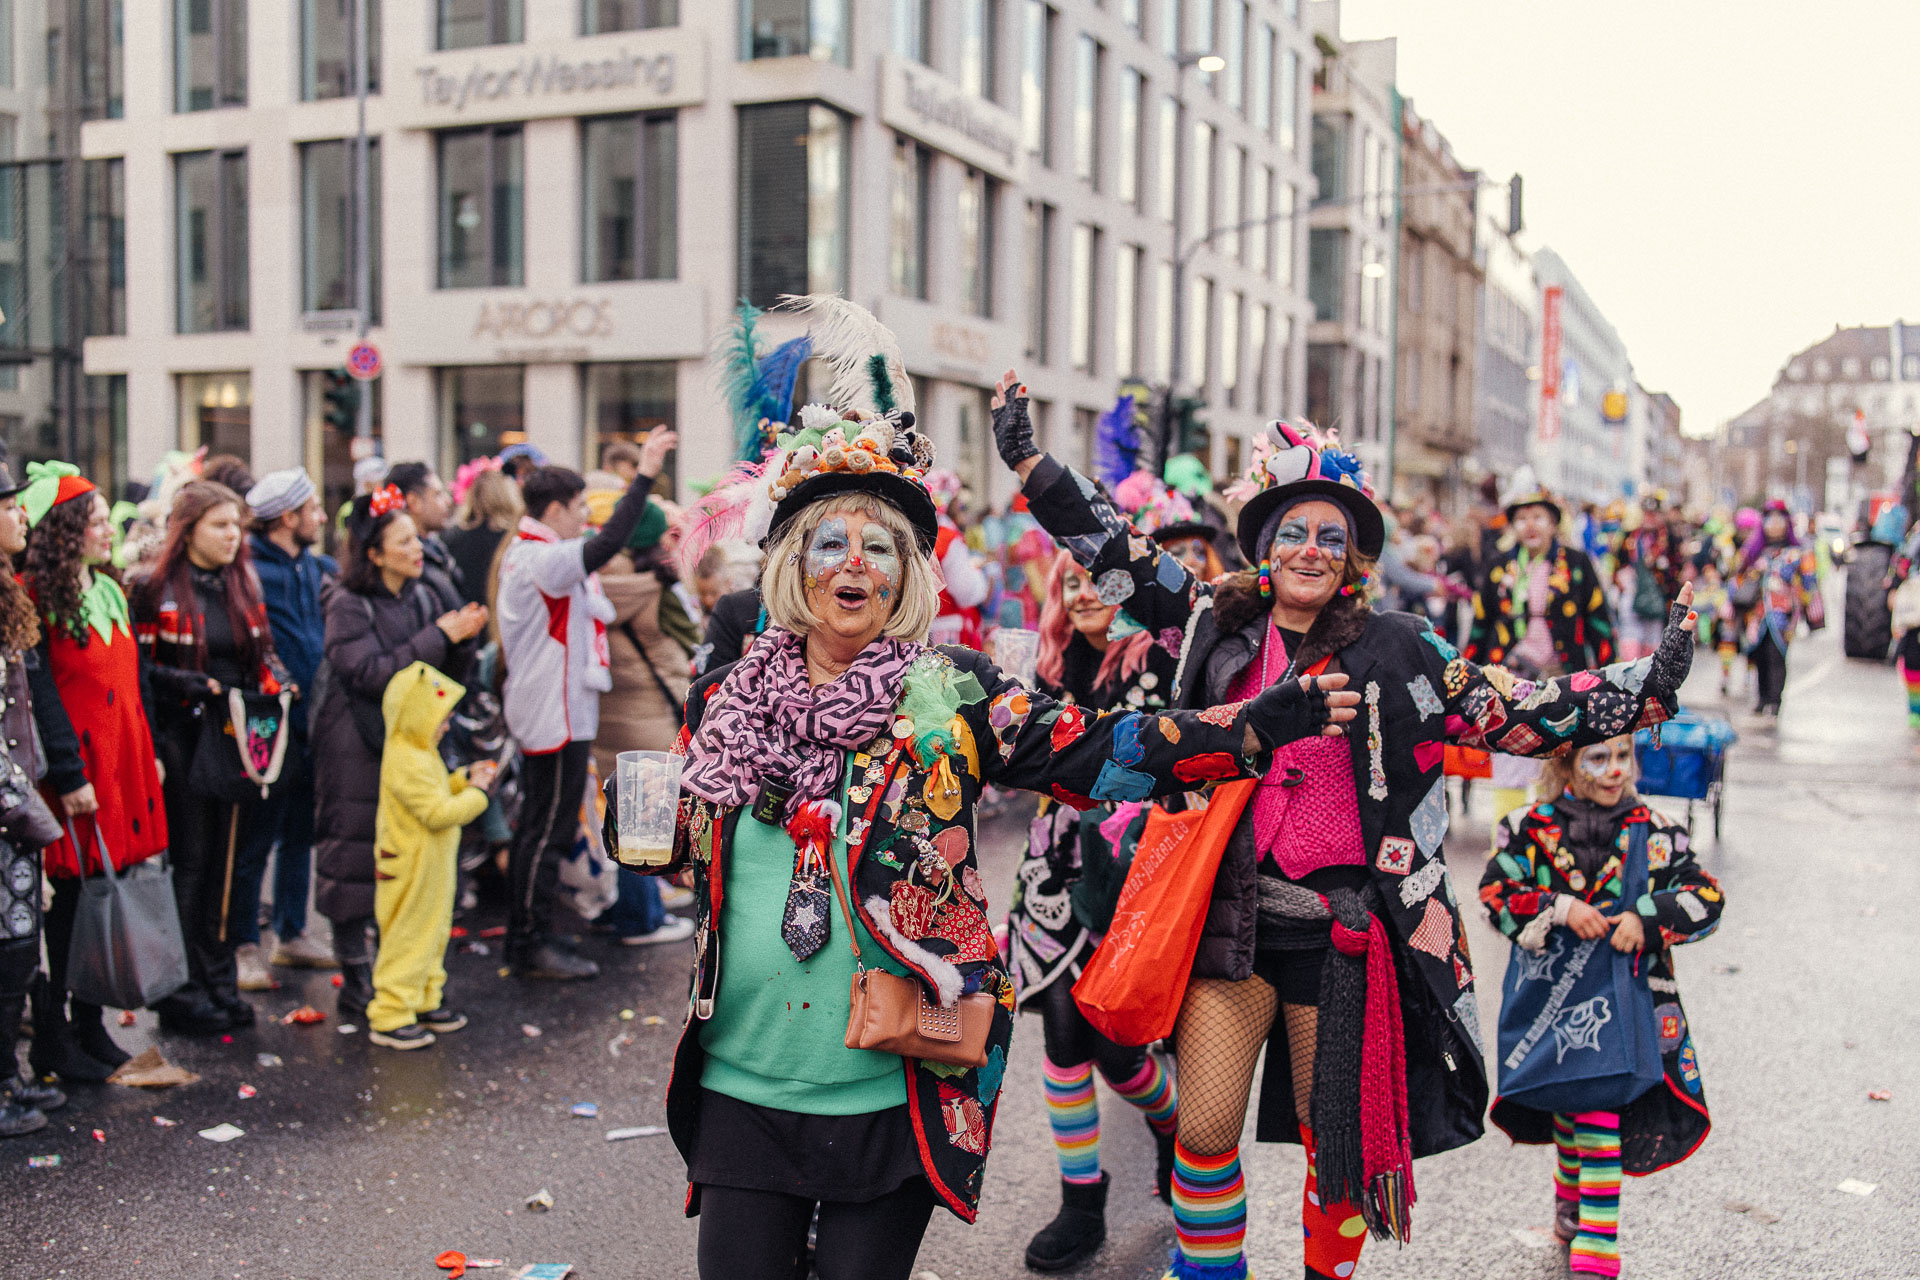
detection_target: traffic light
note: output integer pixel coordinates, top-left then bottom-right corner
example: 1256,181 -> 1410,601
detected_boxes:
322,368 -> 359,433
1507,173 -> 1524,236
1173,396 -> 1209,456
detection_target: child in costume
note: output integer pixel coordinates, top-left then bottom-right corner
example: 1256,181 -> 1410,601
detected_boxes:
1479,735 -> 1722,1276
367,661 -> 496,1050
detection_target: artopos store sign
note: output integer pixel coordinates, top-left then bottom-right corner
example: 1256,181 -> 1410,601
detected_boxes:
398,29 -> 706,128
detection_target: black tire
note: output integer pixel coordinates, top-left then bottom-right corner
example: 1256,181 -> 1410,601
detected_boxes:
1844,542 -> 1895,660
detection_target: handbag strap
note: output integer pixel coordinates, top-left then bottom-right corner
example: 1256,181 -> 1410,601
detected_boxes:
64,817 -> 113,882
821,739 -> 909,970
619,620 -> 686,729
1620,814 -> 1652,908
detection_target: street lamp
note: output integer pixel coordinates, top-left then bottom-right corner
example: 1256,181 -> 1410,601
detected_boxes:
1166,49 -> 1220,469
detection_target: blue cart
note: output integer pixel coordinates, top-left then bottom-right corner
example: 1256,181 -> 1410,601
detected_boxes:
1633,708 -> 1735,840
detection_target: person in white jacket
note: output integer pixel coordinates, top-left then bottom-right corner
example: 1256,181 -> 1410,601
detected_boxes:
495,429 -> 676,980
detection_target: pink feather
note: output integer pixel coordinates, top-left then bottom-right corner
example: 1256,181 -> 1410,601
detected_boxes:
676,460 -> 765,578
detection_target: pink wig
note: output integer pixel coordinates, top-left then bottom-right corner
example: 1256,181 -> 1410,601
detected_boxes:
1034,549 -> 1153,696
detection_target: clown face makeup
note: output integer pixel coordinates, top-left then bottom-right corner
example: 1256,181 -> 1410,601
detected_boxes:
1266,499 -> 1349,615
802,511 -> 906,648
1059,563 -> 1118,641
1164,535 -> 1211,580
1569,736 -> 1635,806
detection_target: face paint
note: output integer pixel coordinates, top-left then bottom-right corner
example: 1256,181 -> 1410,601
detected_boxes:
1576,745 -> 1613,780
1271,515 -> 1349,561
804,517 -> 851,590
859,522 -> 903,593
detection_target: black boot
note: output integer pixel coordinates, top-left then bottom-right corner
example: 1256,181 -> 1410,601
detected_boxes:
1154,1125 -> 1177,1203
337,960 -> 373,1023
68,1001 -> 131,1069
27,978 -> 113,1083
1025,1173 -> 1109,1272
0,1095 -> 45,1138
155,989 -> 233,1037
0,992 -> 64,1112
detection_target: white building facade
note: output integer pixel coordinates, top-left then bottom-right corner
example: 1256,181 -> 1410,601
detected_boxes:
69,0 -> 1322,514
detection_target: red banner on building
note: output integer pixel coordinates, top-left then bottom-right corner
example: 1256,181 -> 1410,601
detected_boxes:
1537,285 -> 1563,443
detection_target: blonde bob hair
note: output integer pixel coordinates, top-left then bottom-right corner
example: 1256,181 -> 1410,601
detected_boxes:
1534,734 -> 1639,804
761,493 -> 939,642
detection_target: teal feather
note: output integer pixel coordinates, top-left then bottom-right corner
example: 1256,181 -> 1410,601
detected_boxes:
868,353 -> 897,415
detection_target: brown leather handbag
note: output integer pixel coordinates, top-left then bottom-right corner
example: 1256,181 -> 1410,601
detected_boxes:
825,829 -> 994,1068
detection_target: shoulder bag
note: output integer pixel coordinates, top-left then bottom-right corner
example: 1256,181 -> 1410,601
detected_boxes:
189,688 -> 294,803
64,820 -> 190,1011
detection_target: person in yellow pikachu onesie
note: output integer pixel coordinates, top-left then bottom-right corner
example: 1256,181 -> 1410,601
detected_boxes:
367,661 -> 498,1050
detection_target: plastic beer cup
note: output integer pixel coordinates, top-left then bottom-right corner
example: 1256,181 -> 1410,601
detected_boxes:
615,750 -> 681,868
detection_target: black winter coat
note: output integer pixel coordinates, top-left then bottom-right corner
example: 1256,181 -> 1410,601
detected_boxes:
312,578 -> 470,921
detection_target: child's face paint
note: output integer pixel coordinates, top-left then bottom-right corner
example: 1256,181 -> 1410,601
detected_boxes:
1569,736 -> 1635,804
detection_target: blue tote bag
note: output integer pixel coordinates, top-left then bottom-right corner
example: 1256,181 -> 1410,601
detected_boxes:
1495,821 -> 1664,1114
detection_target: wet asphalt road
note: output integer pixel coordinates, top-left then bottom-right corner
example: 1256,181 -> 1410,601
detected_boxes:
4,577 -> 1918,1280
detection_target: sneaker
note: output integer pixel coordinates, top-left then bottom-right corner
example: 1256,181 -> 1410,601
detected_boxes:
659,885 -> 696,911
419,1008 -> 468,1034
269,934 -> 340,970
511,944 -> 600,981
368,1024 -> 436,1051
0,1097 -> 47,1138
617,916 -> 696,947
235,944 -> 277,992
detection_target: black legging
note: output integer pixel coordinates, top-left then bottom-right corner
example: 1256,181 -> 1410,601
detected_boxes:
506,739 -> 591,961
161,776 -> 246,1006
1751,633 -> 1788,710
1033,969 -> 1149,1079
695,1179 -> 938,1280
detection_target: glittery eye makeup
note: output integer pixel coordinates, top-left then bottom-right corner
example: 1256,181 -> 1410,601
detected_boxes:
804,518 -> 850,585
860,524 -> 902,590
1576,745 -> 1613,779
1272,517 -> 1348,558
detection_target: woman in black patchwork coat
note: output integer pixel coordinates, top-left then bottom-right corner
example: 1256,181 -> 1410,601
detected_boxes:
995,385 -> 1698,1280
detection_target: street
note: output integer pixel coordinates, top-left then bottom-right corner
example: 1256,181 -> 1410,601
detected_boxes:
3,592 -> 1915,1280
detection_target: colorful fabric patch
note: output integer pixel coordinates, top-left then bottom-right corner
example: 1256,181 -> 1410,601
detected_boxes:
1399,856 -> 1446,907
1158,627 -> 1185,657
1480,664 -> 1518,698
1091,761 -> 1155,802
1646,832 -> 1673,870
1541,708 -> 1580,737
1451,990 -> 1484,1055
1678,1038 -> 1701,1094
1408,675 -> 1444,719
961,864 -> 987,904
1569,671 -> 1601,692
987,688 -> 1033,752
1156,716 -> 1182,745
1050,704 -> 1089,753
977,1044 -> 1007,1106
1413,739 -> 1444,774
1408,896 -> 1455,960
1584,689 -> 1636,737
932,895 -> 997,962
1376,836 -> 1415,875
1050,784 -> 1098,811
1112,714 -> 1147,767
1095,569 -> 1136,605
1633,700 -> 1673,731
1107,609 -> 1145,640
933,825 -> 971,867
939,1083 -> 989,1154
1197,699 -> 1248,728
1600,659 -> 1650,694
1496,724 -> 1544,755
1655,1003 -> 1684,1050
891,881 -> 937,939
1409,778 -> 1449,856
1422,627 -> 1460,662
1675,891 -> 1707,922
1154,552 -> 1188,591
1443,658 -> 1471,697
1173,752 -> 1240,784
1453,953 -> 1473,989
1517,679 -> 1560,711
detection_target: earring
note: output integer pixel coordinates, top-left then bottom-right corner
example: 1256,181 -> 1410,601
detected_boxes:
1257,559 -> 1273,599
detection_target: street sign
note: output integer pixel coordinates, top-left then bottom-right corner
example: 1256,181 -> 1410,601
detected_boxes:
347,342 -> 382,381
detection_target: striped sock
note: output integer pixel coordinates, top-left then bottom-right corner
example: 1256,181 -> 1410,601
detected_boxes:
1105,1054 -> 1178,1136
1167,1141 -> 1249,1279
1300,1124 -> 1368,1279
1570,1111 -> 1622,1276
1043,1059 -> 1102,1184
1902,658 -> 1920,723
1552,1113 -> 1580,1205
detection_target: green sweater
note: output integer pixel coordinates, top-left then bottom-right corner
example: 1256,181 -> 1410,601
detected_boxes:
699,781 -> 911,1115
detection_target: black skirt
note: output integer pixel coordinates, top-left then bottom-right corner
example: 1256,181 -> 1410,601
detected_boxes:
688,1088 -> 925,1205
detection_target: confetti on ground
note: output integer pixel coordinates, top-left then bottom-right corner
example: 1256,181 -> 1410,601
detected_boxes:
569,1102 -> 599,1118
282,1005 -> 327,1025
152,1116 -> 179,1127
521,1024 -> 542,1038
337,1024 -> 359,1035
27,1154 -> 60,1169
1837,1179 -> 1877,1197
1867,1090 -> 1891,1102
604,1126 -> 668,1141
255,1053 -> 283,1068
198,1123 -> 245,1143
479,925 -> 507,938
607,1033 -> 633,1058
118,1010 -> 137,1026
237,1085 -> 257,1100
618,1009 -> 635,1021
642,1015 -> 664,1026
331,974 -> 344,987
91,1129 -> 105,1142
525,1188 -> 554,1212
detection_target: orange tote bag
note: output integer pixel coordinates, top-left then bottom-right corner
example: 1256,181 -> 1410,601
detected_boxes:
1071,779 -> 1257,1046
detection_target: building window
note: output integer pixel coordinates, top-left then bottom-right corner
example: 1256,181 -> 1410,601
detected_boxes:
175,149 -> 249,333
737,103 -> 848,307
1275,182 -> 1294,286
80,375 -> 128,500
1072,35 -> 1100,186
1190,120 -> 1214,241
1280,48 -> 1299,153
1252,22 -> 1272,131
1023,200 -> 1052,363
1118,67 -> 1142,207
1306,342 -> 1337,425
439,365 -> 525,478
742,0 -> 849,63
174,0 -> 246,112
892,0 -> 930,62
958,168 -> 995,318
959,0 -> 996,100
77,0 -> 124,121
1153,259 -> 1172,381
889,136 -> 929,299
585,362 -> 677,496
1069,222 -> 1097,373
1021,2 -> 1052,164
179,372 -> 252,461
1221,290 -> 1240,407
1246,163 -> 1268,274
437,0 -> 521,50
1161,0 -> 1180,56
1121,0 -> 1140,35
82,157 -> 125,337
1220,145 -> 1242,260
1114,244 -> 1139,378
582,112 -> 678,282
1188,275 -> 1210,388
1311,115 -> 1343,203
583,0 -> 677,32
437,126 -> 523,288
302,0 -> 380,101
1248,301 -> 1268,414
1308,227 -> 1344,322
0,0 -> 11,89
301,139 -> 381,317
1157,96 -> 1176,222
1192,0 -> 1213,88
1223,1 -> 1246,111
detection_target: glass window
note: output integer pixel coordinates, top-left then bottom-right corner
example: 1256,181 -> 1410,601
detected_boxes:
582,0 -> 677,32
439,365 -> 525,478
1023,200 -> 1051,363
179,372 -> 252,461
1117,67 -> 1141,207
1306,342 -> 1337,426
1405,239 -> 1422,314
1114,244 -> 1139,378
302,0 -> 380,101
1161,0 -> 1179,58
1069,222 -> 1096,372
582,112 -> 678,282
0,0 -> 11,89
1280,48 -> 1298,153
80,375 -> 128,500
1121,0 -> 1140,35
76,0 -> 124,120
437,0 -> 521,50
1247,301 -> 1268,414
737,103 -> 848,307
437,126 -> 523,288
1153,259 -> 1172,382
1192,0 -> 1213,88
1220,145 -> 1241,260
1275,182 -> 1294,286
1072,36 -> 1099,186
1021,2 -> 1051,165
1157,96 -> 1176,222
1252,23 -> 1272,131
1190,120 -> 1213,240
1187,275 -> 1210,388
889,136 -> 929,299
176,149 -> 249,333
301,139 -> 382,317
584,362 -> 677,496
959,0 -> 996,100
1246,163 -> 1267,274
1224,2 -> 1246,111
82,157 -> 125,337
742,0 -> 848,63
1311,114 -> 1343,203
892,0 -> 929,62
958,168 -> 995,318
1221,289 -> 1240,406
174,0 -> 246,112
1308,227 -> 1344,322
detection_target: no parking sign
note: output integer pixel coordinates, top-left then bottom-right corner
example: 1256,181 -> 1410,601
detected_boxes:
347,342 -> 382,381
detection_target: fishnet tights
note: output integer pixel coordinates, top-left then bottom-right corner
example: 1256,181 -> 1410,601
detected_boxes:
1173,975 -> 1319,1156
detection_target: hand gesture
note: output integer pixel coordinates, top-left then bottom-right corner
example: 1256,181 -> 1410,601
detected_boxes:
990,370 -> 1039,469
1645,581 -> 1698,700
1241,672 -> 1360,754
638,429 -> 679,479
437,602 -> 489,644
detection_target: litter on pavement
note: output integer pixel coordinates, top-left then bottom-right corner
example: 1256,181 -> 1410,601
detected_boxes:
605,1126 -> 668,1141
28,1154 -> 60,1168
151,1116 -> 179,1127
1836,1179 -> 1877,1197
521,1024 -> 543,1038
1867,1090 -> 1891,1101
435,1250 -> 506,1277
569,1102 -> 598,1118
525,1188 -> 554,1212
237,1084 -> 257,1099
282,1006 -> 327,1025
91,1129 -> 105,1142
198,1123 -> 245,1143
109,1048 -> 200,1088
513,1266 -> 572,1280
1724,1200 -> 1781,1225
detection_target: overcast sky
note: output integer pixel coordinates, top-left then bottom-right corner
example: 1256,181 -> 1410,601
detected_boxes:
1337,0 -> 1920,437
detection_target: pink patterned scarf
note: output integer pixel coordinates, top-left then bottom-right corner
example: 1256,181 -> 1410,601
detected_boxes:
681,628 -> 921,822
